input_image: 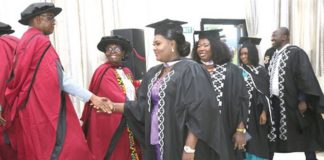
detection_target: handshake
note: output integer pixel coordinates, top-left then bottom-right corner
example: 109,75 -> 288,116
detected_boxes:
89,95 -> 115,114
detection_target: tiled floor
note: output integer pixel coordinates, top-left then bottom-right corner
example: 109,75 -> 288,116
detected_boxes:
274,152 -> 324,160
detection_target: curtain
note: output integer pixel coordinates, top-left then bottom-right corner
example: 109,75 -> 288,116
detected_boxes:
245,0 -> 259,37
315,0 -> 324,77
289,0 -> 324,77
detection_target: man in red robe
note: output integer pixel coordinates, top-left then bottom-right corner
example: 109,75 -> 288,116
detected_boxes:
0,21 -> 19,160
4,2 -> 111,160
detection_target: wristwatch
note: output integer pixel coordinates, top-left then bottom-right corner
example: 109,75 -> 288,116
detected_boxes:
184,145 -> 195,153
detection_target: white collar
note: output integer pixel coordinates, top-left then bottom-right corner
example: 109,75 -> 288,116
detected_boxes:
201,60 -> 214,65
163,60 -> 181,67
276,44 -> 290,54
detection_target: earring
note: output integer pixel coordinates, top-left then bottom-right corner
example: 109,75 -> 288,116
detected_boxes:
171,48 -> 175,53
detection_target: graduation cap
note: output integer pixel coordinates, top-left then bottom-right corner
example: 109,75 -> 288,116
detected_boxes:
0,22 -> 14,35
239,37 -> 261,46
239,37 -> 261,66
18,2 -> 62,25
146,19 -> 187,37
193,29 -> 223,44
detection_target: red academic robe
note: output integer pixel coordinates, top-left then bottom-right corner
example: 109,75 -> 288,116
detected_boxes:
0,35 -> 19,160
5,28 -> 94,160
81,63 -> 141,160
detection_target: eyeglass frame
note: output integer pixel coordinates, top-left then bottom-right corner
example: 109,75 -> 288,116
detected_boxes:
39,13 -> 56,21
105,47 -> 123,53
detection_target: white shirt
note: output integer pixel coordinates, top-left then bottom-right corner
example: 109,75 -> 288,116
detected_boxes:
62,71 -> 92,102
271,44 -> 290,96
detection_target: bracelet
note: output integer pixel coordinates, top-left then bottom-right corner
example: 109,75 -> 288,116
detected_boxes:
184,145 -> 195,153
236,128 -> 246,133
0,104 -> 2,112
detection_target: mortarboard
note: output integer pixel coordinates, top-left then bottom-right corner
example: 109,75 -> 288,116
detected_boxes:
146,19 -> 187,37
193,29 -> 223,43
239,37 -> 261,46
18,2 -> 62,25
0,22 -> 14,35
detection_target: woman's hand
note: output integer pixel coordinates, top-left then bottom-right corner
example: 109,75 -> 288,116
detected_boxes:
182,152 -> 195,160
183,131 -> 197,160
259,111 -> 267,125
232,130 -> 246,150
90,95 -> 113,113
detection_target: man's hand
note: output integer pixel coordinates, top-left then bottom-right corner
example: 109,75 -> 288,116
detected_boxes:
0,113 -> 6,126
90,95 -> 113,113
259,111 -> 267,125
298,101 -> 307,115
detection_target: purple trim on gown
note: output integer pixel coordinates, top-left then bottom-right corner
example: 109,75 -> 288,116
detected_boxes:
150,78 -> 162,160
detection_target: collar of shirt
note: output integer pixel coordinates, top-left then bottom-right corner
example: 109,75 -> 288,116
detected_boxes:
201,60 -> 214,65
163,60 -> 181,68
275,43 -> 291,54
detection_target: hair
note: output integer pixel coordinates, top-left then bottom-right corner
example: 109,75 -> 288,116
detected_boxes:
192,36 -> 232,65
162,30 -> 190,57
238,44 -> 259,66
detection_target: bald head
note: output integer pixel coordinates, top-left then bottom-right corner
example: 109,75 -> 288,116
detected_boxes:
278,27 -> 290,38
271,27 -> 290,49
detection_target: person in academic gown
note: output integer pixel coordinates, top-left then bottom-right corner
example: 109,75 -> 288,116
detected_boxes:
81,35 -> 142,160
98,19 -> 225,160
268,27 -> 324,160
192,29 -> 249,160
0,21 -> 19,160
263,47 -> 275,70
4,2 -> 110,160
238,37 -> 272,160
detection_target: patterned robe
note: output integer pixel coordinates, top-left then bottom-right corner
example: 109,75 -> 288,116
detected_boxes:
124,59 -> 227,160
241,64 -> 272,159
268,45 -> 324,152
208,62 -> 249,160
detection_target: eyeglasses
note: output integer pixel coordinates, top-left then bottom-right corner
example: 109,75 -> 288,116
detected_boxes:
106,47 -> 122,53
40,14 -> 55,21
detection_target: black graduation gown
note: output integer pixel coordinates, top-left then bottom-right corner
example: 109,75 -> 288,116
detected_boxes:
268,45 -> 324,152
209,63 -> 249,160
124,59 -> 226,160
241,65 -> 271,158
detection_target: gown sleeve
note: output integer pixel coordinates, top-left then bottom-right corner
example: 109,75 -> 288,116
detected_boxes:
181,63 -> 223,157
